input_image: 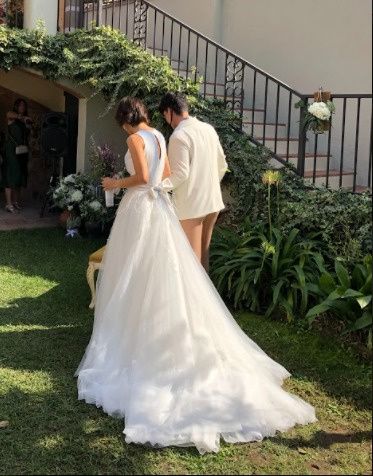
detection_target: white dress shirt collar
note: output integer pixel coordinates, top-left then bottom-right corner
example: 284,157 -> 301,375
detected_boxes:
174,116 -> 197,133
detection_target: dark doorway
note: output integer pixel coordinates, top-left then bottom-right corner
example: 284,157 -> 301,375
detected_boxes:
64,92 -> 79,175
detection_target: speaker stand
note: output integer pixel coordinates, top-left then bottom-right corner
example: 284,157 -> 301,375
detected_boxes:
40,156 -> 64,218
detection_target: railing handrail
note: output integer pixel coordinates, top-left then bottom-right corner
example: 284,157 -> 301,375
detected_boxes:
136,0 -> 307,99
76,1 -> 373,101
304,93 -> 372,99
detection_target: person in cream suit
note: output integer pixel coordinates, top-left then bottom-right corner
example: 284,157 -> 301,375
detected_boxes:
159,92 -> 228,271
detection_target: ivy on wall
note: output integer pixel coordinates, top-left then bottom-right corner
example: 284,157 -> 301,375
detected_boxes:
0,25 -> 371,261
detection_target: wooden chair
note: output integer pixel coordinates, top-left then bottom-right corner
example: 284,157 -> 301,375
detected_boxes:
86,245 -> 106,309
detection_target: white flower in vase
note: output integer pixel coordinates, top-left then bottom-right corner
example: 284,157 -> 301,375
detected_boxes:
64,174 -> 76,185
89,200 -> 103,212
71,190 -> 83,203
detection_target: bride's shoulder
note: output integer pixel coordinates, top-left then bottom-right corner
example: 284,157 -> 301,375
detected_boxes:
153,128 -> 167,142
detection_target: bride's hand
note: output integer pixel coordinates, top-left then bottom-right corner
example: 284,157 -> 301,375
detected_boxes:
102,177 -> 119,191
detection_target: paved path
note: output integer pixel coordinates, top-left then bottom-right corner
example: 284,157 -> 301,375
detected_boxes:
0,204 -> 58,231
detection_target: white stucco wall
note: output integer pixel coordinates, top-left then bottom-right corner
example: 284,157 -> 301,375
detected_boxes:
149,0 -> 372,94
24,0 -> 59,34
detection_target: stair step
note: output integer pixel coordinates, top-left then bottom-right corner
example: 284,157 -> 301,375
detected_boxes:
255,137 -> 299,142
204,81 -> 226,87
349,185 -> 372,193
243,121 -> 286,127
147,46 -> 168,54
241,107 -> 265,112
304,169 -> 354,178
205,92 -> 242,99
279,153 -> 331,158
174,68 -> 195,74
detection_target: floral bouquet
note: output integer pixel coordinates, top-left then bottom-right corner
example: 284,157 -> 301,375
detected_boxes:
52,173 -> 96,214
80,199 -> 107,224
89,137 -> 121,182
295,89 -> 336,134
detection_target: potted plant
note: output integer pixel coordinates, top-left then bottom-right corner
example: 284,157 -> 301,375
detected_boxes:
80,198 -> 108,238
52,173 -> 95,222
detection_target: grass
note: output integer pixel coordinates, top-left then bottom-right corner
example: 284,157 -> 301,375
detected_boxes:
0,228 -> 371,475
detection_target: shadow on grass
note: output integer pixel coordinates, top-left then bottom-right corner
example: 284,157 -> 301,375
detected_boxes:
273,430 -> 372,450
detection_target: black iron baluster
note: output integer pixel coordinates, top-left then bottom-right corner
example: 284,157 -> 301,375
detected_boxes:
169,20 -> 174,66
239,67 -> 245,130
152,10 -> 157,55
97,0 -> 103,27
195,35 -> 200,83
133,0 -> 148,48
118,0 -> 122,31
262,76 -> 269,145
297,97 -> 308,177
325,113 -> 332,188
312,132 -> 319,184
161,14 -> 165,55
353,98 -> 361,192
68,0 -> 72,30
223,52 -> 228,106
339,97 -> 347,187
274,83 -> 280,155
286,92 -> 293,162
231,58 -> 236,113
75,0 -> 78,30
132,0 -> 136,39
251,71 -> 257,137
143,1 -> 148,48
185,29 -> 191,81
213,47 -> 218,98
111,0 -> 115,29
125,0 -> 129,35
177,24 -> 182,75
224,55 -> 244,118
203,40 -> 209,98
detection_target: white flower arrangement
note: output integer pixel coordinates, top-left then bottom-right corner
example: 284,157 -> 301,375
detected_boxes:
308,101 -> 332,121
71,190 -> 83,203
89,200 -> 103,212
295,91 -> 336,134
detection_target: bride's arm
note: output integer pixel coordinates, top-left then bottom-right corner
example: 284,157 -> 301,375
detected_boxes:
162,156 -> 171,179
102,134 -> 149,191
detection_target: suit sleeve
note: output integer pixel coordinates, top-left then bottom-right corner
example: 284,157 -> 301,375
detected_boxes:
162,135 -> 190,191
217,135 -> 228,181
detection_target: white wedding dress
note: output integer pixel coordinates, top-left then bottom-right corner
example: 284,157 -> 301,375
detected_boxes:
75,128 -> 316,454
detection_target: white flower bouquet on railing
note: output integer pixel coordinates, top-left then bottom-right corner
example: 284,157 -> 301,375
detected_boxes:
295,88 -> 336,134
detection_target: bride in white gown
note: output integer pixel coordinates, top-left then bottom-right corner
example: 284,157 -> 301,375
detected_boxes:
75,97 -> 316,455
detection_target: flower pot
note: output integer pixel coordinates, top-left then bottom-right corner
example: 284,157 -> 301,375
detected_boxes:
59,210 -> 71,228
311,120 -> 330,135
84,221 -> 104,238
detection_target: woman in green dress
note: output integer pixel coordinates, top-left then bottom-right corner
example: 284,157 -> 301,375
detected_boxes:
1,99 -> 32,213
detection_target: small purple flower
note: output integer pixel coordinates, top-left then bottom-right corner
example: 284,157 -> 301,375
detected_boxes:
97,144 -> 116,176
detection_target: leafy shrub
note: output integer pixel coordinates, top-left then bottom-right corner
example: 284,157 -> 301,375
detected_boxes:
307,255 -> 372,348
211,220 -> 325,321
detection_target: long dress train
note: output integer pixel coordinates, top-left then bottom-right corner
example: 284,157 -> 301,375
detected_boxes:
75,128 -> 316,454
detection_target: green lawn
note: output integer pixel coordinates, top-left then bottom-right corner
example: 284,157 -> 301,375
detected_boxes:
0,228 -> 371,475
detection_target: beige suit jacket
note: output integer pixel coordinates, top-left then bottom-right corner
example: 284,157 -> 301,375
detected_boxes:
162,117 -> 228,220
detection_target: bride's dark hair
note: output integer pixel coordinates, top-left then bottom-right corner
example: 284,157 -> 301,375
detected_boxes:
116,97 -> 149,127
